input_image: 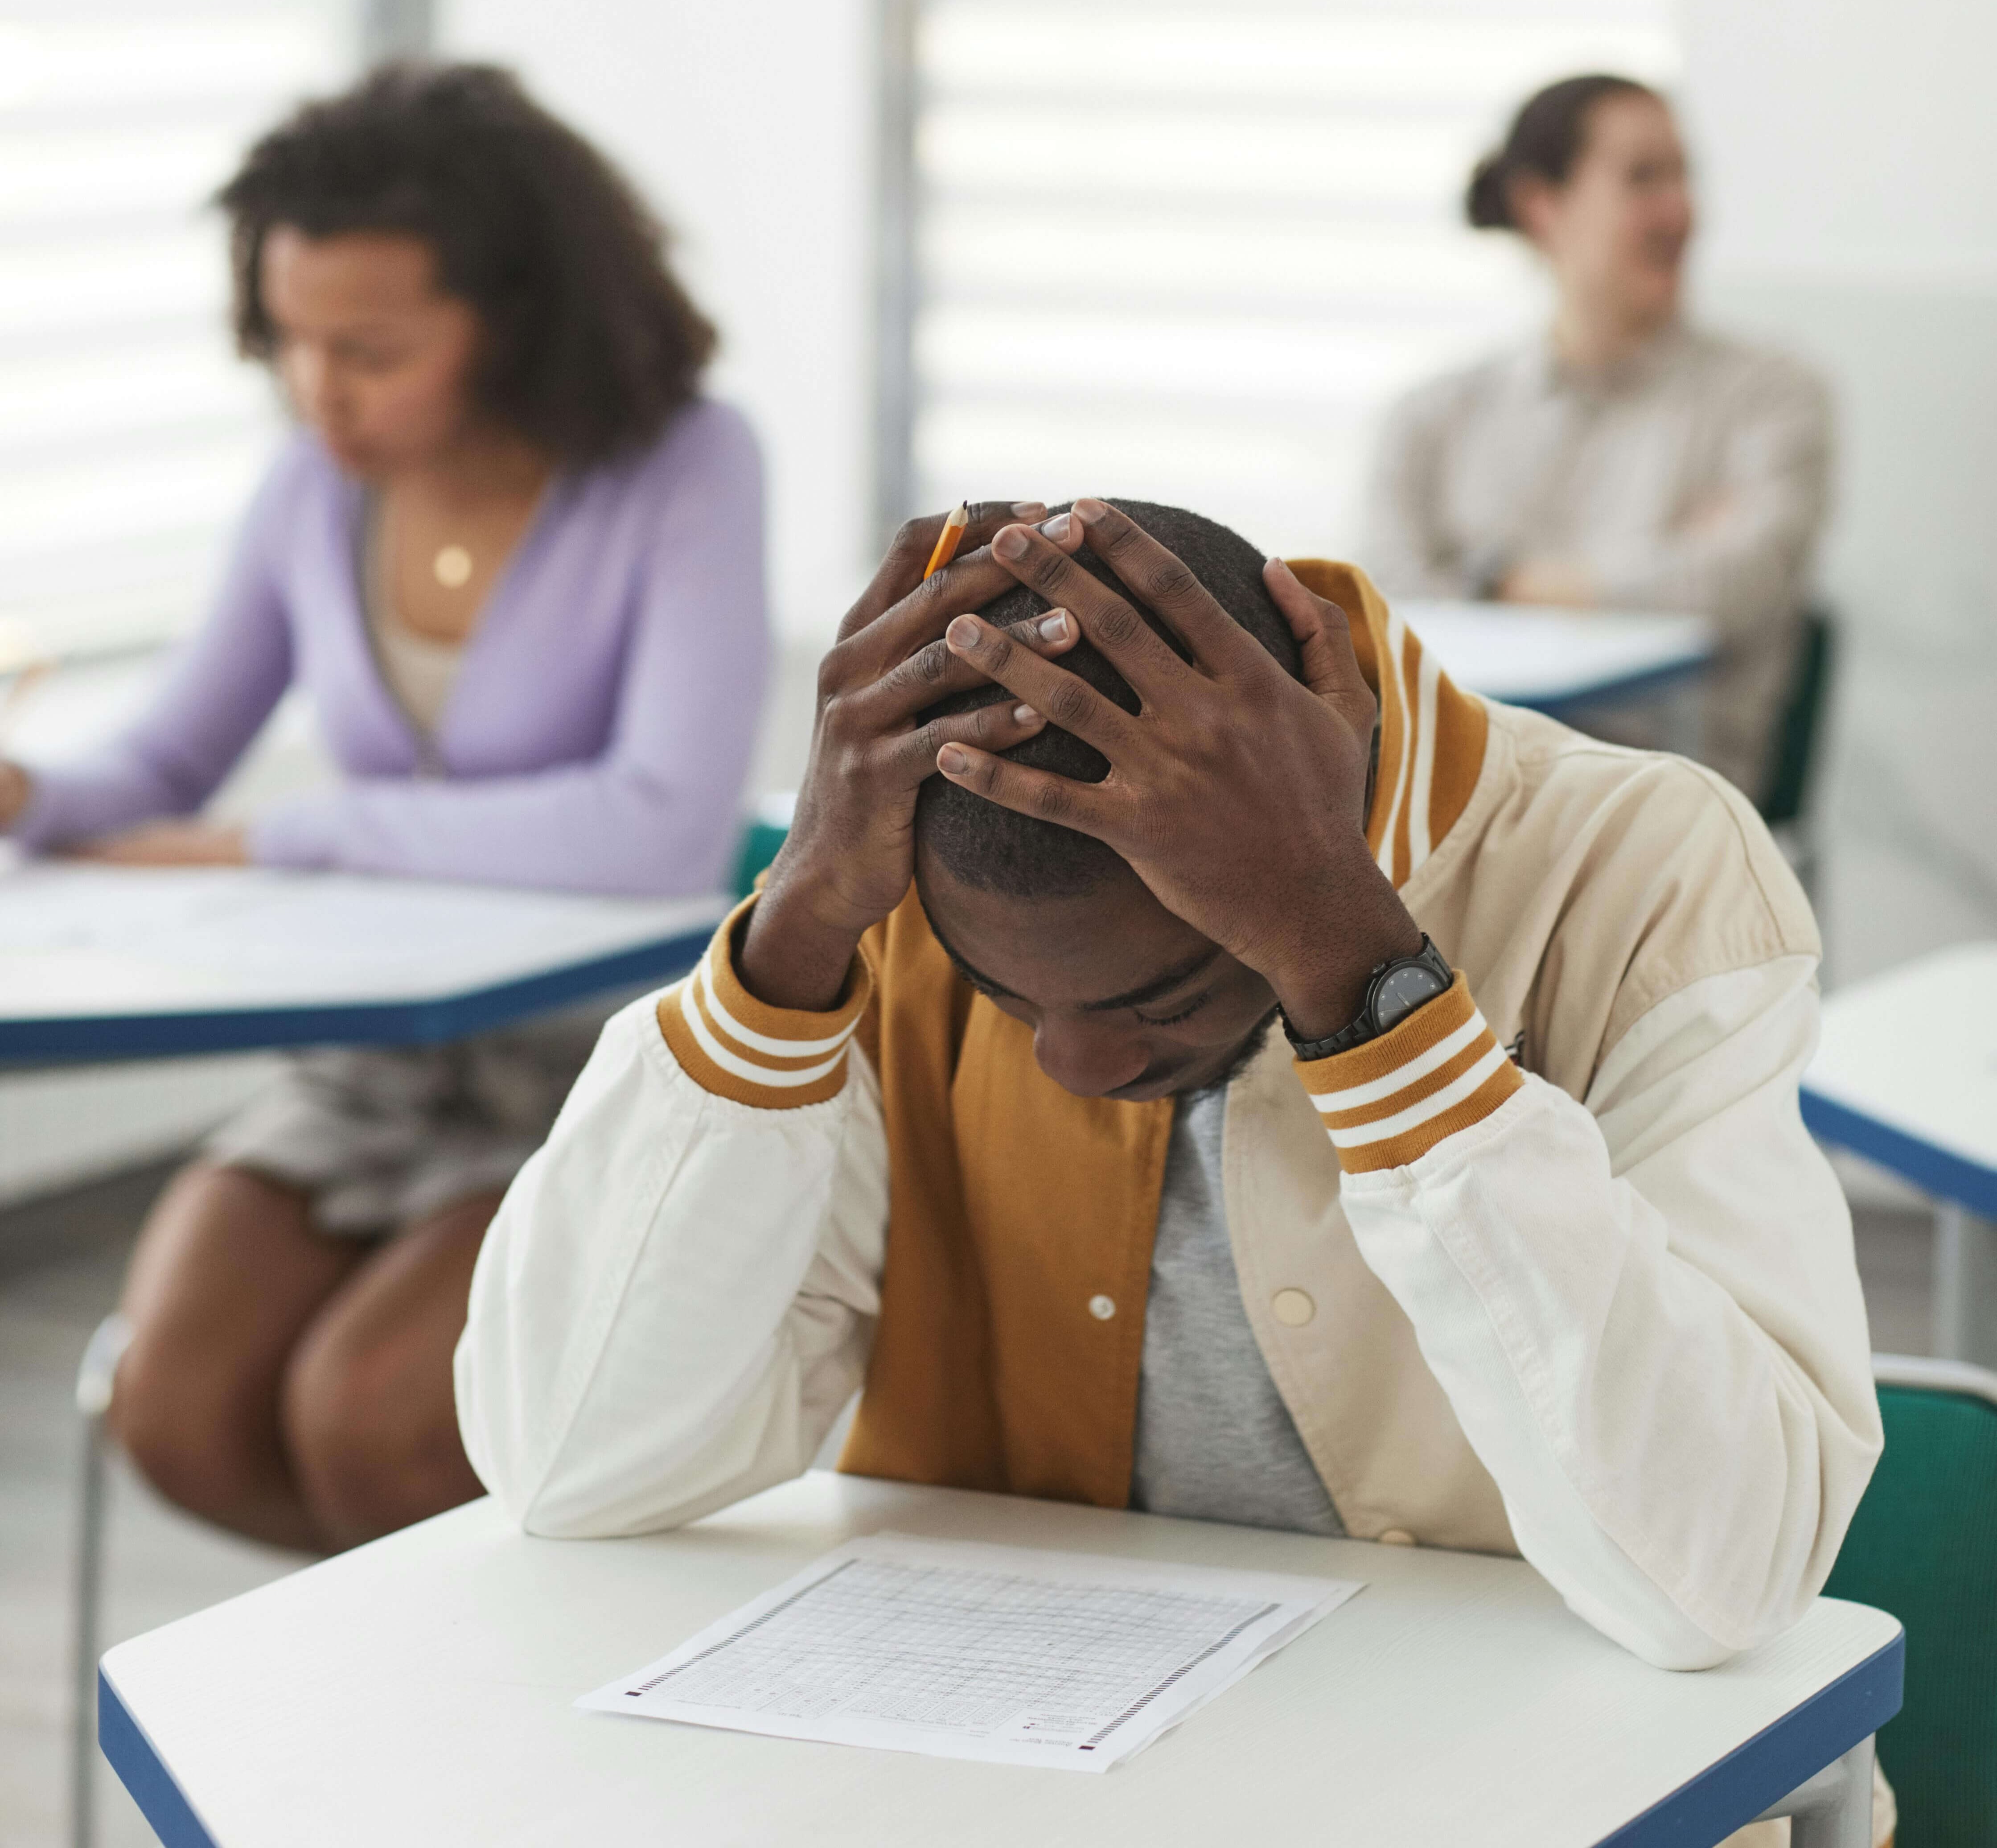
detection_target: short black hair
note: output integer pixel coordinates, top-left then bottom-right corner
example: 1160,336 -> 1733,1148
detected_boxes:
1466,74 -> 1659,231
219,62 -> 717,466
914,500 -> 1300,898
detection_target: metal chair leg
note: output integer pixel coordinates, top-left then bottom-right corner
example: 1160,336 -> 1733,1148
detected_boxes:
1935,1203 -> 1997,1369
1753,1735 -> 1876,1848
71,1314 -> 131,1848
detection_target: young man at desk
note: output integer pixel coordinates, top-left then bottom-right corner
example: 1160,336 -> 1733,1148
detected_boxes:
458,502 -> 1882,1710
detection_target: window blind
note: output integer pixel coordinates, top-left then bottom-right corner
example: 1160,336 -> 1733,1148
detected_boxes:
0,1 -> 355,662
902,0 -> 1677,562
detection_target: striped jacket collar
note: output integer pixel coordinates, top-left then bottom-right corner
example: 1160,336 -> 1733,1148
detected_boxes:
1282,560 -> 1489,887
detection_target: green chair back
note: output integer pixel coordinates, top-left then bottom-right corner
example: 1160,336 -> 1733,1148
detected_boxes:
1823,1357 -> 1997,1846
732,812 -> 791,898
1760,607 -> 1835,826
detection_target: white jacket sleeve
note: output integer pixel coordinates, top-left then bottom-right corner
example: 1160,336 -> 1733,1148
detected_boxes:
1299,955 -> 1881,1669
454,944 -> 890,1537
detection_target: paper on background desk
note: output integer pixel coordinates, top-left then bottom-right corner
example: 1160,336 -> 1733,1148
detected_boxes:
0,862 -> 726,1016
580,1532 -> 1360,1772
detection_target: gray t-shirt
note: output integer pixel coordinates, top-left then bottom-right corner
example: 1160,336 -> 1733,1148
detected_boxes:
1129,1083 -> 1344,1536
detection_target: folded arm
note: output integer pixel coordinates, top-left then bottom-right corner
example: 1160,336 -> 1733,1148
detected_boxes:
1584,362 -> 1832,634
1300,955 -> 1880,1668
455,903 -> 887,1536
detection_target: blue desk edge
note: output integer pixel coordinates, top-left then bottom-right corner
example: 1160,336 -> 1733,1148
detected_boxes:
0,928 -> 712,1063
98,1623 -> 1903,1848
98,1667 -> 217,1848
1802,1087 -> 1997,1219
1517,652 -> 1708,716
1597,1625 -> 1904,1848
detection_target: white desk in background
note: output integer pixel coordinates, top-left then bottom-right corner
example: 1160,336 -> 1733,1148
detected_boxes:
100,1473 -> 1899,1848
1403,601 -> 1714,750
1803,942 -> 1997,1367
0,862 -> 728,1062
0,861 -> 730,1848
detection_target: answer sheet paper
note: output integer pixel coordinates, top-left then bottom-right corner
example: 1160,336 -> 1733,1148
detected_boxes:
579,1532 -> 1361,1772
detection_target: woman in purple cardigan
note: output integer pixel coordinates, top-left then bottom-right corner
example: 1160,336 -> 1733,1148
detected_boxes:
0,67 -> 770,1552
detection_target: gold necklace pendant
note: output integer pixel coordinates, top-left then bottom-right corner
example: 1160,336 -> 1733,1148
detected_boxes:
433,544 -> 473,589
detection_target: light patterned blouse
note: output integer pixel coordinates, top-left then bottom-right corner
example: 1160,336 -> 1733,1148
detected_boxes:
1362,322 -> 1832,795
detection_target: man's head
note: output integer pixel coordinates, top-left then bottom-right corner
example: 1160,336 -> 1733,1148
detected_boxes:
912,500 -> 1306,1102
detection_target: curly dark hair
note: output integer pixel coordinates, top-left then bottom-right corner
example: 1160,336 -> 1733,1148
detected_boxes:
914,501 -> 1303,899
218,62 -> 717,465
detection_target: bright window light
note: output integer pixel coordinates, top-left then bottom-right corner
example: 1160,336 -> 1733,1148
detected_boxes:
907,0 -> 1678,562
0,2 -> 354,660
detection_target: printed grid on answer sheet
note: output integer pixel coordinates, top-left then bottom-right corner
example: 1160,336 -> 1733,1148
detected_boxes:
631,1558 -> 1279,1743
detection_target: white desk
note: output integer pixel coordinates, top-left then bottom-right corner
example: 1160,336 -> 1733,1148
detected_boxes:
1802,943 -> 1997,1366
1403,601 -> 1714,728
0,863 -> 728,1061
5,863 -> 731,1848
100,1472 -> 1900,1848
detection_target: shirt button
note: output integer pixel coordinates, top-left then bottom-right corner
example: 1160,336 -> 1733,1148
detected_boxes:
1379,1529 -> 1417,1547
1271,1288 -> 1316,1327
1088,1294 -> 1116,1321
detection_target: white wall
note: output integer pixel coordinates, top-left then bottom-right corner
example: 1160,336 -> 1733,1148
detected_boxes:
1677,0 -> 1997,981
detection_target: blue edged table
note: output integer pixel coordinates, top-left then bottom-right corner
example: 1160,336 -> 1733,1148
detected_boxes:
1802,942 -> 1997,1367
99,1472 -> 1898,1848
1400,602 -> 1714,743
0,863 -> 728,1848
0,864 -> 727,1062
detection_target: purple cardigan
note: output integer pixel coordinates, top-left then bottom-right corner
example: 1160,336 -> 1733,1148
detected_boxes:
16,399 -> 770,898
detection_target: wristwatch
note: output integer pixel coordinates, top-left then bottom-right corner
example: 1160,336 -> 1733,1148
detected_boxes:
1282,935 -> 1455,1061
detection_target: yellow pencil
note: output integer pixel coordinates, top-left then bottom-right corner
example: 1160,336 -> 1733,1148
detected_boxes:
922,501 -> 970,579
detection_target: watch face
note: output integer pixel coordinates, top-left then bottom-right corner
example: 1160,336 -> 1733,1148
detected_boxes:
1373,962 -> 1450,1032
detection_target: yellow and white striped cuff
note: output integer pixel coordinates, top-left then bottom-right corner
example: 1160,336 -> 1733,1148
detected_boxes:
656,895 -> 873,1109
1296,972 -> 1523,1174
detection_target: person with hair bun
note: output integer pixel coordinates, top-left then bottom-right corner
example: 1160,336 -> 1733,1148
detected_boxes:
1363,74 -> 1832,797
0,64 -> 769,1552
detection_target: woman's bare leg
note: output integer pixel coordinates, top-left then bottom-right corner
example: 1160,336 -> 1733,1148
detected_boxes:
282,1189 -> 499,1551
111,1162 -> 365,1552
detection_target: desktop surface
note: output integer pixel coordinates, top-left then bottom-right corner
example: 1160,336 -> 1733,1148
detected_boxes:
1403,601 -> 1713,711
101,1471 -> 1900,1848
0,863 -> 727,1060
1802,941 -> 1997,1215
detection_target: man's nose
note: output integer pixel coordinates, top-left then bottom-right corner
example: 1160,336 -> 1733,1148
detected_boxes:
1031,1016 -> 1150,1099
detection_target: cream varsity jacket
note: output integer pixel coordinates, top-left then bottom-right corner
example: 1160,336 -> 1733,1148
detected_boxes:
456,567 -> 1881,1684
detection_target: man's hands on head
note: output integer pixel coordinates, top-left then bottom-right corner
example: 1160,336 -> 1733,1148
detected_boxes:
739,502 -> 1082,1014
936,499 -> 1422,1043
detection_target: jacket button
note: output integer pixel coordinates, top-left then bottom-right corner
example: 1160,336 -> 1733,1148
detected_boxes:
1271,1288 -> 1315,1326
1379,1529 -> 1417,1547
1088,1294 -> 1116,1321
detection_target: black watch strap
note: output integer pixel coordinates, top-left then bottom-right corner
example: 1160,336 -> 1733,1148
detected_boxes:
1282,935 -> 1455,1062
